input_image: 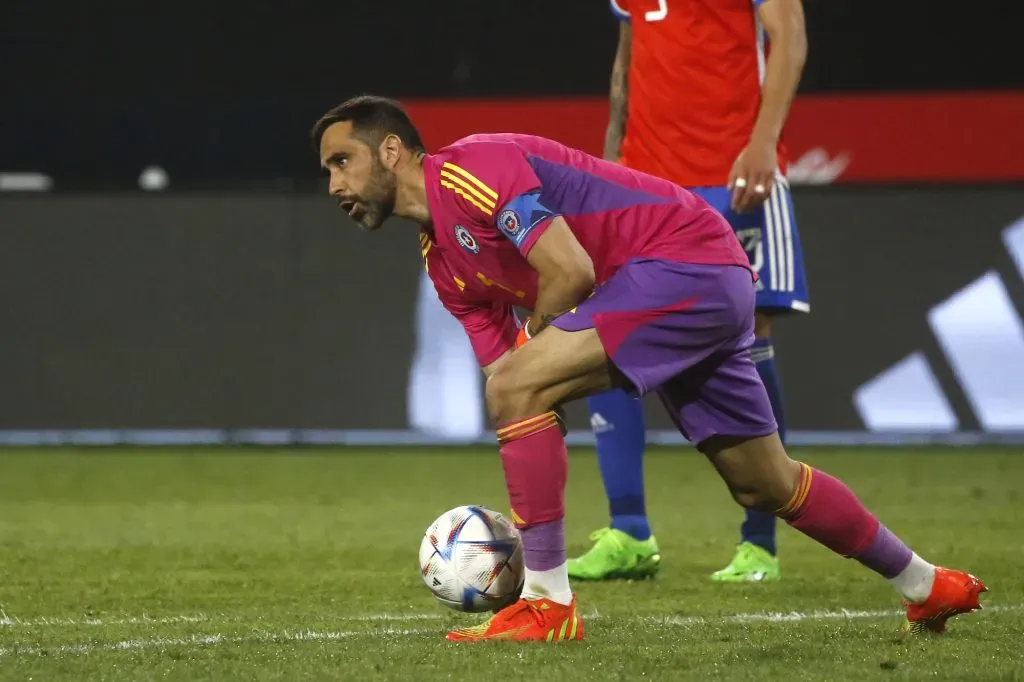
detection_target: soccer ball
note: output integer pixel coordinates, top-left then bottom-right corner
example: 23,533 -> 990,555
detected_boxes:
418,505 -> 524,613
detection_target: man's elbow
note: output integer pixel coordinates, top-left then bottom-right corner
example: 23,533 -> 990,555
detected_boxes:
765,2 -> 808,70
782,5 -> 808,69
790,29 -> 808,70
565,258 -> 596,298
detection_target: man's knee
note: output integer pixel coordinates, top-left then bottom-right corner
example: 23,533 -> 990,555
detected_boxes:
729,482 -> 790,513
727,469 -> 800,512
704,434 -> 801,512
486,327 -> 615,425
485,364 -> 545,425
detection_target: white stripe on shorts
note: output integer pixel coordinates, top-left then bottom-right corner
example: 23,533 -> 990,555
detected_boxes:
767,175 -> 794,292
779,173 -> 795,291
763,184 -> 779,291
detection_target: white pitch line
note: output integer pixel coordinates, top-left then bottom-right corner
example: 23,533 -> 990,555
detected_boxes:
655,603 -> 1022,626
0,610 -> 212,628
0,627 -> 433,657
346,612 -> 445,622
1,604 -> 1017,657
0,610 -> 442,628
5,605 -> 1021,628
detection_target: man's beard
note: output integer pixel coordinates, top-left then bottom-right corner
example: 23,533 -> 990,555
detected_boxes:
355,158 -> 397,232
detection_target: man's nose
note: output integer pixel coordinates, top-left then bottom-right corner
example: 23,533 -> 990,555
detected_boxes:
329,173 -> 347,196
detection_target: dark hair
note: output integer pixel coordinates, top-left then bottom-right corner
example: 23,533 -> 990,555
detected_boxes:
311,95 -> 426,153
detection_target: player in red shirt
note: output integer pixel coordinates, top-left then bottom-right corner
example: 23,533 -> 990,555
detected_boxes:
312,95 -> 986,643
571,0 -> 811,584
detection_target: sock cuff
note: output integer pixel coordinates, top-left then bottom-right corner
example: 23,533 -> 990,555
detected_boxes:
496,412 -> 560,443
776,462 -> 813,518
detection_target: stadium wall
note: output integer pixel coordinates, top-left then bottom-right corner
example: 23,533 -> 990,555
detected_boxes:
3,187 -> 1023,446
3,3 -> 1020,188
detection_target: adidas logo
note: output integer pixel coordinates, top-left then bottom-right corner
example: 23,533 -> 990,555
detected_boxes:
787,148 -> 852,186
590,412 -> 614,434
854,216 -> 1024,432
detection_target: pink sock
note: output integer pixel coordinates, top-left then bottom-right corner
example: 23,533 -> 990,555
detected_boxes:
496,413 -> 568,571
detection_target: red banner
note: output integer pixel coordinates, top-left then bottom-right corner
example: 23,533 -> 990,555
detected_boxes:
405,92 -> 1024,184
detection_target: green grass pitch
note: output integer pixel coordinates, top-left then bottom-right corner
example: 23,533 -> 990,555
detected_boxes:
0,446 -> 1021,681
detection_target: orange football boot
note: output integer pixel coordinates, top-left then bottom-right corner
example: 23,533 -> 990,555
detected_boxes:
446,596 -> 584,643
904,567 -> 987,634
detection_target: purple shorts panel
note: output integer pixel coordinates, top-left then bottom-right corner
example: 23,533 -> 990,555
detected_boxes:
552,258 -> 777,445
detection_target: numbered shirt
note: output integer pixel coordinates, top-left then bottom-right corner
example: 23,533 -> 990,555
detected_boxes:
611,0 -> 787,187
421,133 -> 753,367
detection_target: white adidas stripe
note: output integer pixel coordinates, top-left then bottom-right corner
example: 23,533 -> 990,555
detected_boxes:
764,175 -> 795,293
763,183 -> 779,291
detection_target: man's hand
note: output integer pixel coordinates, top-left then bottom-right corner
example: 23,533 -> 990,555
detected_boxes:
730,0 -> 807,214
728,137 -> 777,213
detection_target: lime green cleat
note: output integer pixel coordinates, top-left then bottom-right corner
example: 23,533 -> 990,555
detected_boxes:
567,528 -> 661,581
710,541 -> 781,583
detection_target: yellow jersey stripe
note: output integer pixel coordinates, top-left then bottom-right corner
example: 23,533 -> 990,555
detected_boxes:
440,180 -> 494,216
420,238 -> 432,273
439,170 -> 496,209
442,162 -> 499,200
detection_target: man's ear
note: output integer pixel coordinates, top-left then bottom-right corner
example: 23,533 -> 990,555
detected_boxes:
380,133 -> 403,170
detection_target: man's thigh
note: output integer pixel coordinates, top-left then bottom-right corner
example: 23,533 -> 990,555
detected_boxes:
553,258 -> 758,397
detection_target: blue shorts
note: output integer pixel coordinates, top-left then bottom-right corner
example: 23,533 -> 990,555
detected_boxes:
691,178 -> 810,313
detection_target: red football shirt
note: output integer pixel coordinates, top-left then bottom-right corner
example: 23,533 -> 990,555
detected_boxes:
612,0 -> 787,187
421,133 -> 752,366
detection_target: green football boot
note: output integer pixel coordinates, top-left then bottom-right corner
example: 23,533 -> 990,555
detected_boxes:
568,528 -> 661,580
710,541 -> 781,583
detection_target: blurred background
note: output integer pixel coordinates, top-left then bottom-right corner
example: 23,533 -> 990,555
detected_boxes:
3,0 -> 1023,447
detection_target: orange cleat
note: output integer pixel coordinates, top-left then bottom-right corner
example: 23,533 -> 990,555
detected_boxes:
446,596 -> 584,643
904,567 -> 987,634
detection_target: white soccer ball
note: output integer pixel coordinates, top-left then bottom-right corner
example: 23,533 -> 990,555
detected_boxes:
418,505 -> 524,613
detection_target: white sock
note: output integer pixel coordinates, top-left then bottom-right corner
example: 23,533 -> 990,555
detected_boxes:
888,553 -> 936,603
521,563 -> 573,605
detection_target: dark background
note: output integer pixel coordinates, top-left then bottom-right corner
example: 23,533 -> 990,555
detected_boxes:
2,1 -> 1022,438
2,1 -> 1020,186
4,188 -> 1022,432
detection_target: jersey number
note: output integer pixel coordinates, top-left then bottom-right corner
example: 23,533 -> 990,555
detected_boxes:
736,228 -> 764,274
644,0 -> 667,22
